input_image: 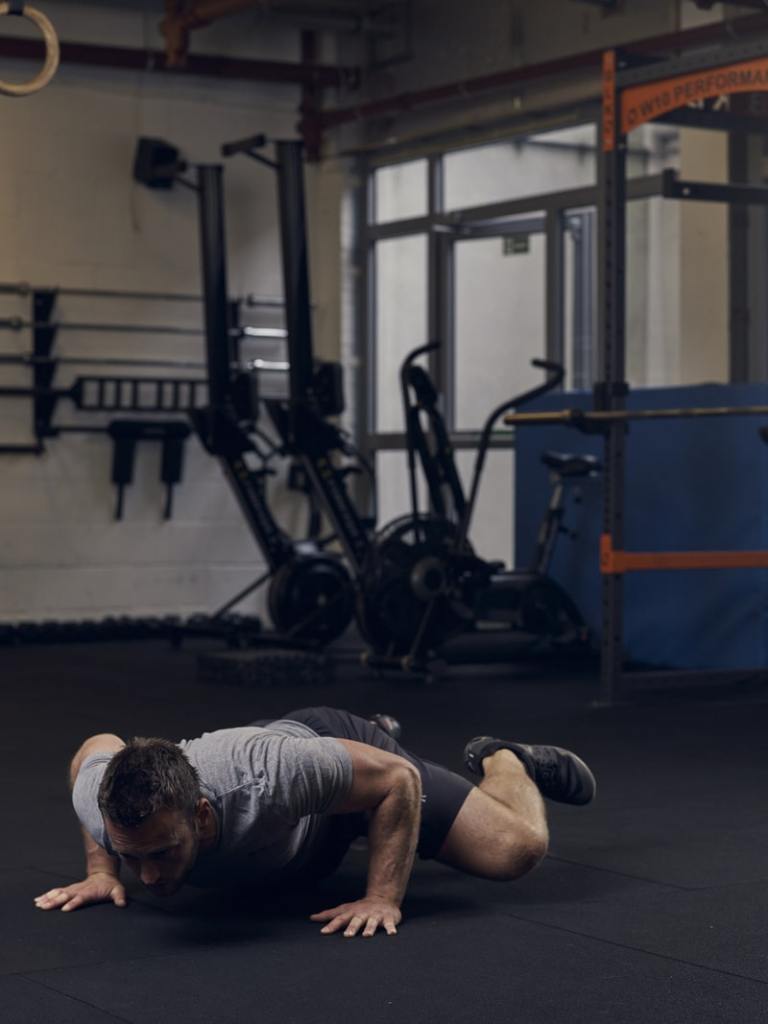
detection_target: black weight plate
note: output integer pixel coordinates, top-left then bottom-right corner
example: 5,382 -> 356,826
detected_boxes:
356,515 -> 474,657
268,556 -> 354,645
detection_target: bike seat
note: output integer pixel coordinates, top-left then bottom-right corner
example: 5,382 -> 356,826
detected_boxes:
541,451 -> 601,478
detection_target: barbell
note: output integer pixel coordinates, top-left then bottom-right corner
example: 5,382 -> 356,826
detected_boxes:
0,352 -> 289,372
0,317 -> 287,339
0,282 -> 286,308
503,404 -> 768,428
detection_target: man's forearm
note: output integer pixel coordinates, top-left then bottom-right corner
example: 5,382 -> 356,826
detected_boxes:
81,825 -> 120,878
365,767 -> 422,906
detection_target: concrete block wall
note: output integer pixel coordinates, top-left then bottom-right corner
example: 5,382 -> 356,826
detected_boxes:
0,1 -> 319,622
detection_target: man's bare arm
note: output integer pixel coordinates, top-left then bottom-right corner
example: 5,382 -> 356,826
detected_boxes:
67,733 -> 125,879
310,739 -> 422,937
35,733 -> 126,912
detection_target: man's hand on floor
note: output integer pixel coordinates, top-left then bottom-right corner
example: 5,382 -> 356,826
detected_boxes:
310,896 -> 402,937
34,872 -> 127,912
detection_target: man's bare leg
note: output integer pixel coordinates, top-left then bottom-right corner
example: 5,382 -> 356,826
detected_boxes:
435,749 -> 549,881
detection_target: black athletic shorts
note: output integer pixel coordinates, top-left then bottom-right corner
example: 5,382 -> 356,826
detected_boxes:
251,706 -> 474,882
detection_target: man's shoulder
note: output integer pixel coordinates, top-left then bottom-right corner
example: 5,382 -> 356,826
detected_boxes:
178,722 -> 321,795
71,752 -> 113,850
178,720 -> 318,753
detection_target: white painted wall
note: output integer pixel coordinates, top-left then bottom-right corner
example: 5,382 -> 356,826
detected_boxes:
0,1 -> 315,622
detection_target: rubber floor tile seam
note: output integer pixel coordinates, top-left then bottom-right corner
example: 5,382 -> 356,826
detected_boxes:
494,910 -> 768,988
14,974 -> 135,1024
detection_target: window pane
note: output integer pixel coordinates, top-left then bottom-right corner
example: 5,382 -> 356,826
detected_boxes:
455,449 -> 514,568
374,234 -> 428,432
453,228 -> 546,431
374,450 -> 429,528
626,197 -> 684,387
374,159 -> 428,223
627,122 -> 681,180
444,124 -> 597,211
564,207 -> 597,391
375,449 -> 513,568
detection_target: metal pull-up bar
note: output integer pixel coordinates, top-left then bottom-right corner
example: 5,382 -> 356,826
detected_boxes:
503,404 -> 768,427
503,402 -> 768,576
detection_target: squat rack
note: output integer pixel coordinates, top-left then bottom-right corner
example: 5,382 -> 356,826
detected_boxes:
593,39 -> 768,702
504,38 -> 768,702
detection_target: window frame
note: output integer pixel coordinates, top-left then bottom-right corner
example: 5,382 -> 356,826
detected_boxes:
359,116 -> 605,469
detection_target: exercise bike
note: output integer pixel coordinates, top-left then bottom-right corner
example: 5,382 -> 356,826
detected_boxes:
219,135 -> 595,674
355,344 -> 599,669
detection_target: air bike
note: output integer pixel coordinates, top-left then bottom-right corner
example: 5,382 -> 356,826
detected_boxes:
224,136 -> 597,676
356,344 -> 600,673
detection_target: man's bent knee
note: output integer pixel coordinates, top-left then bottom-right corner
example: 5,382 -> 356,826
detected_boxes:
487,827 -> 549,882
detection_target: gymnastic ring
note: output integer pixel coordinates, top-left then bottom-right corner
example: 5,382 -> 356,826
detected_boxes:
0,4 -> 60,97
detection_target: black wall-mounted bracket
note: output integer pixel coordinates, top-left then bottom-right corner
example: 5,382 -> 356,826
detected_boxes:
107,419 -> 191,521
31,288 -> 58,447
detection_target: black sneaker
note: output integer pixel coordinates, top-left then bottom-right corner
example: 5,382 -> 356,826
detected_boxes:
463,736 -> 596,806
368,713 -> 402,742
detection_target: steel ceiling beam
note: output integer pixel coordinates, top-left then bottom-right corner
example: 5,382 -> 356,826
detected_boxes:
160,0 -> 371,67
0,33 -> 358,88
316,9 -> 768,132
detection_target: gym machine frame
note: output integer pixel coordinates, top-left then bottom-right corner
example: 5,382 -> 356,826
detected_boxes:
191,154 -> 355,644
505,39 -> 768,703
239,138 -> 596,672
393,342 -> 597,660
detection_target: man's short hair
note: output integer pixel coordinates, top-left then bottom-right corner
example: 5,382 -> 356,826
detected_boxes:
97,737 -> 201,829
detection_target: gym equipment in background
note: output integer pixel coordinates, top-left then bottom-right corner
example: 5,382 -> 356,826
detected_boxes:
356,343 -> 599,668
0,2 -> 59,97
0,275 -> 287,455
107,419 -> 191,520
134,136 -> 356,647
227,136 -> 596,677
221,135 -> 383,647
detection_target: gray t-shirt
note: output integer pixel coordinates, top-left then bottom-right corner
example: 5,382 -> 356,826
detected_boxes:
72,720 -> 354,887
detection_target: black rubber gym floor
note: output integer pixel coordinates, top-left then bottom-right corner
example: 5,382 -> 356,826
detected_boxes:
5,639 -> 768,1023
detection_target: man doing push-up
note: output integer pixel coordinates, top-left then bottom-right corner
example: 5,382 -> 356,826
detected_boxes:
35,706 -> 596,938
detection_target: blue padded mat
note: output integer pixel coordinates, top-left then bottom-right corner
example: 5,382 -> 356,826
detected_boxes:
514,383 -> 768,669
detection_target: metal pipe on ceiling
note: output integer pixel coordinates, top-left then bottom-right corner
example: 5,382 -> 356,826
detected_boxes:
0,34 -> 356,88
315,10 -> 768,132
160,0 -> 373,68
695,1 -> 768,8
162,0 -> 259,67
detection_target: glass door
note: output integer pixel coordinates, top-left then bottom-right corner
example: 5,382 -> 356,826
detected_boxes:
446,214 -> 548,568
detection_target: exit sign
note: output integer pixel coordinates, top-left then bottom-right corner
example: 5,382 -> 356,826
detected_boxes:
503,234 -> 530,255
